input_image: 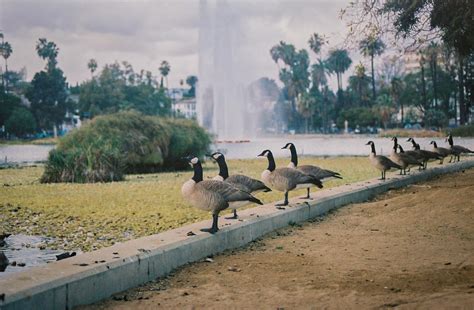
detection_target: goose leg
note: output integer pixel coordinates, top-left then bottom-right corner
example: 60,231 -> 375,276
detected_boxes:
276,192 -> 289,208
300,188 -> 311,200
225,209 -> 238,220
200,214 -> 219,234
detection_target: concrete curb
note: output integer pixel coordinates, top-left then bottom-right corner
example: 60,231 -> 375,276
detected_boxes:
1,160 -> 474,309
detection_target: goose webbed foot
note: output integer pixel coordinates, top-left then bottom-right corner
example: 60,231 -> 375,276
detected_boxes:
201,214 -> 219,234
225,210 -> 238,220
276,192 -> 289,209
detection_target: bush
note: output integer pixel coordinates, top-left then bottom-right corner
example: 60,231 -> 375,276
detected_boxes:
423,109 -> 448,128
5,107 -> 37,137
448,124 -> 474,137
41,111 -> 211,183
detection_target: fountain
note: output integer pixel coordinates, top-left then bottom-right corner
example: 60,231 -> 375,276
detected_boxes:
197,0 -> 253,141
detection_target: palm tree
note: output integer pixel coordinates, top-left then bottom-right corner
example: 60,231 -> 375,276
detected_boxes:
35,38 -> 59,70
159,60 -> 171,88
326,49 -> 352,91
390,77 -> 404,126
308,33 -> 325,55
359,35 -> 385,101
0,39 -> 12,91
87,59 -> 98,77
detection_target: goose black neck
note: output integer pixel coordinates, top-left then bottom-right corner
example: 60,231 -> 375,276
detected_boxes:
192,162 -> 203,183
216,158 -> 229,179
399,145 -> 405,153
371,144 -> 376,155
289,145 -> 298,167
414,143 -> 420,150
266,152 -> 276,172
410,139 -> 417,148
392,139 -> 398,151
433,141 -> 438,148
448,135 -> 453,146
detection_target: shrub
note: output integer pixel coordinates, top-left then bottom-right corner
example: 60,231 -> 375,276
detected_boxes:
448,124 -> 474,137
5,107 -> 37,137
41,111 -> 211,183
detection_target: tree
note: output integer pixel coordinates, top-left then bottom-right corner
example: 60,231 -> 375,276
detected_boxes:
87,59 -> 98,77
185,75 -> 198,97
348,63 -> 371,106
326,49 -> 352,91
159,60 -> 171,88
0,34 -> 12,91
27,39 -> 69,134
5,107 -> 37,137
308,33 -> 326,55
390,77 -> 405,125
359,35 -> 385,101
36,38 -> 59,71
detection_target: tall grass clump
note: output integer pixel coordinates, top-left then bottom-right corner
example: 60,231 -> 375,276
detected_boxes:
41,111 -> 211,183
448,124 -> 474,137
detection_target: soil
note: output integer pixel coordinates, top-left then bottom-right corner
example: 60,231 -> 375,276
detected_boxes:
83,169 -> 474,309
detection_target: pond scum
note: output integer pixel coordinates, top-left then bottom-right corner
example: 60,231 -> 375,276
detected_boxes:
0,157 -> 377,252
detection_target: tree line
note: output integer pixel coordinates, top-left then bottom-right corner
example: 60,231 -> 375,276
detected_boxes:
0,34 -> 197,139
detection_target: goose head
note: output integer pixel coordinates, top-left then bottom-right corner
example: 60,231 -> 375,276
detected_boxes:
257,149 -> 272,158
365,141 -> 374,146
208,152 -> 225,162
183,155 -> 200,167
281,142 -> 295,150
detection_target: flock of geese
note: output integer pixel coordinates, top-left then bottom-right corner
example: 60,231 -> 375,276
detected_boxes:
181,133 -> 473,233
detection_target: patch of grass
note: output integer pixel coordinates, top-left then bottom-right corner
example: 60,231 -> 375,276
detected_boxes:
0,156 -> 377,252
447,124 -> 474,137
0,137 -> 58,146
379,129 -> 444,138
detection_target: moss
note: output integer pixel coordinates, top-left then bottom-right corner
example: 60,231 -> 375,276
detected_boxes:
0,157 -> 377,252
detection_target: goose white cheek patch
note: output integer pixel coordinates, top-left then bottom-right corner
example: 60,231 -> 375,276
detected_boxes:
191,157 -> 199,165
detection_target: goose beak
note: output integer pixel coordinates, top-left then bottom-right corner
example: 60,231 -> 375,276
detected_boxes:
365,142 -> 371,145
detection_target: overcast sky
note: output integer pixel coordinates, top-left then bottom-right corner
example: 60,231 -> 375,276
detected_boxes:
0,0 -> 354,89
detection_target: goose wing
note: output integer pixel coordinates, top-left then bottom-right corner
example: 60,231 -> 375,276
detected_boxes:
298,165 -> 342,180
227,174 -> 271,193
276,167 -> 323,189
435,147 -> 451,157
200,180 -> 259,203
453,145 -> 474,154
418,149 -> 443,160
377,155 -> 402,169
399,153 -> 423,165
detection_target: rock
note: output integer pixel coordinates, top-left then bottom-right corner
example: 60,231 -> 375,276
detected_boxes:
0,233 -> 11,247
205,258 -> 214,263
186,231 -> 196,236
56,252 -> 76,261
0,252 -> 9,271
227,266 -> 241,272
10,261 -> 17,266
17,262 -> 26,267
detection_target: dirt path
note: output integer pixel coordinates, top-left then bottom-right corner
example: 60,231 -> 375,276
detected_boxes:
84,169 -> 474,309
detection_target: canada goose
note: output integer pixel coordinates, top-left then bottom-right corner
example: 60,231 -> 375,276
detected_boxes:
366,141 -> 401,180
446,133 -> 474,162
391,137 -> 424,168
0,252 -> 8,272
281,142 -> 341,199
406,137 -> 443,169
390,138 -> 423,174
181,156 -> 263,233
257,149 -> 323,208
0,233 -> 11,247
429,140 -> 451,164
208,152 -> 271,219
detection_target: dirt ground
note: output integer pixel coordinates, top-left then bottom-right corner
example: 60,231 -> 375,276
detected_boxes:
84,169 -> 474,309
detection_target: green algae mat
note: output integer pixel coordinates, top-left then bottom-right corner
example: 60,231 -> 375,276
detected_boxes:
0,157 -> 377,252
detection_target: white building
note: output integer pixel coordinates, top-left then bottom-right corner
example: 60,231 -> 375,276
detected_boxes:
173,98 -> 196,119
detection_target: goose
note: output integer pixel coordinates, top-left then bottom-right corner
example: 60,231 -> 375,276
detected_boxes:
257,149 -> 323,208
389,138 -> 423,174
0,233 -> 11,247
429,140 -> 451,164
181,156 -> 263,233
208,152 -> 271,219
366,141 -> 401,180
406,137 -> 443,169
446,133 -> 474,162
281,142 -> 341,199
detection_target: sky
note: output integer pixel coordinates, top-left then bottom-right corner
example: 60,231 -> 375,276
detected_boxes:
0,0 -> 355,89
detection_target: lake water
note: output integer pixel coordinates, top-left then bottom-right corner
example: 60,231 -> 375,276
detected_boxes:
0,234 -> 64,276
1,136 -> 474,163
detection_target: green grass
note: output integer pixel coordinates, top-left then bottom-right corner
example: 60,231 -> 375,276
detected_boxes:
0,137 -> 58,146
0,156 -> 377,252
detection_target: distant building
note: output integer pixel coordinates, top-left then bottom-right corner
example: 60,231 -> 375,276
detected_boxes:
173,98 -> 196,119
167,88 -> 188,101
